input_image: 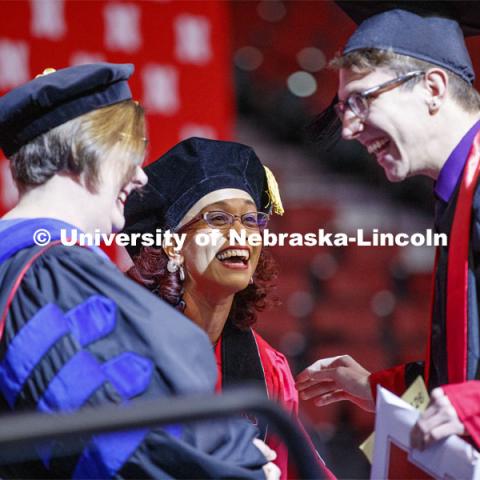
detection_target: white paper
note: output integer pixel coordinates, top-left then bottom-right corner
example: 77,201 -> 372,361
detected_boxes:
371,386 -> 480,480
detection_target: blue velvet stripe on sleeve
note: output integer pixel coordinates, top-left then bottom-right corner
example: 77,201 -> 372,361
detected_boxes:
66,296 -> 116,347
73,430 -> 148,479
0,295 -> 156,478
101,352 -> 153,399
71,353 -> 154,477
0,296 -> 117,407
36,350 -> 107,469
38,351 -> 154,413
37,350 -> 106,413
36,350 -> 154,470
40,351 -> 154,477
0,303 -> 70,407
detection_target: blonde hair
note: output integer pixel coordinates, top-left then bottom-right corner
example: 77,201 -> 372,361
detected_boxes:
10,99 -> 146,192
330,49 -> 480,113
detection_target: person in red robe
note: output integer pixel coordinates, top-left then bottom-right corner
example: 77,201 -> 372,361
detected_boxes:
296,2 -> 480,460
123,137 -> 335,479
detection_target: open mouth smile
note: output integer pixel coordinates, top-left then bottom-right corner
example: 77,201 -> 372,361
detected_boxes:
216,247 -> 250,269
366,137 -> 390,156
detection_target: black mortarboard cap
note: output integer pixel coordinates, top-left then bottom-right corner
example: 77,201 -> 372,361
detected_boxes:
311,1 -> 480,146
0,62 -> 134,157
337,1 -> 480,37
339,1 -> 477,83
123,137 -> 283,256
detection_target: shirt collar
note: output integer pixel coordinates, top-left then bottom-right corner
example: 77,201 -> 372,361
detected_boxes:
434,119 -> 480,203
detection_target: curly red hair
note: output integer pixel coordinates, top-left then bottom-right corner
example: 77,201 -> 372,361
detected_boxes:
127,247 -> 279,330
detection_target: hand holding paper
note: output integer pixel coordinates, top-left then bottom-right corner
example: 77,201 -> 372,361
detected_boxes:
372,386 -> 479,479
411,387 -> 466,450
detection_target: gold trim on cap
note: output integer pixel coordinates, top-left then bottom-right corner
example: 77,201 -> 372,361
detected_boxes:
264,165 -> 284,215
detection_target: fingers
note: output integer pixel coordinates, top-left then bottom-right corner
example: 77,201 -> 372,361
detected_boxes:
296,356 -> 374,412
295,369 -> 312,384
426,422 -> 464,447
263,462 -> 281,480
254,439 -> 281,480
421,389 -> 462,429
411,413 -> 447,449
430,386 -> 445,401
421,388 -> 449,419
299,381 -> 336,400
410,421 -> 424,450
297,369 -> 339,392
296,356 -> 343,383
253,438 -> 277,462
411,418 -> 465,450
312,389 -> 373,410
296,355 -> 371,389
313,389 -> 351,406
411,388 -> 465,450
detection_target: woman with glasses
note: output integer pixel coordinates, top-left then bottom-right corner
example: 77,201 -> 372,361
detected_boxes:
124,137 -> 334,480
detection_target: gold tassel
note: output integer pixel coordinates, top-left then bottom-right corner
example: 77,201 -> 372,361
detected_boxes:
264,166 -> 284,215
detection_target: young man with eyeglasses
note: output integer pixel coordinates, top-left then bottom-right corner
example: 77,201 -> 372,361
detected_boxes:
297,5 -> 480,452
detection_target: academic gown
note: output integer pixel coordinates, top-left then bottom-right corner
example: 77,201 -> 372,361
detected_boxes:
214,322 -> 336,480
369,129 -> 480,449
0,218 -> 267,479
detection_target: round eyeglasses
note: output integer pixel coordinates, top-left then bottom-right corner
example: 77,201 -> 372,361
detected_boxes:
177,211 -> 270,232
334,70 -> 425,121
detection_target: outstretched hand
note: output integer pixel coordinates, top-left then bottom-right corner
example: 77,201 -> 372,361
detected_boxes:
410,387 -> 465,450
296,355 -> 375,412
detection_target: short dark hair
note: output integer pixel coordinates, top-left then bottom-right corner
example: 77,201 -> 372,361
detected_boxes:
330,49 -> 480,113
9,99 -> 146,193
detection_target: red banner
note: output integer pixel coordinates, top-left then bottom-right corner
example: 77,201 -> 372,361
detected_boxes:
0,0 -> 234,219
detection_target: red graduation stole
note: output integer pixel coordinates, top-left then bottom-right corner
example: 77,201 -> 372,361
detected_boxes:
441,131 -> 480,384
0,241 -> 63,343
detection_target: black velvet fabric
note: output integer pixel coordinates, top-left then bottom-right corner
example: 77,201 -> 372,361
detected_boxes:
0,63 -> 133,156
124,137 -> 270,255
339,4 -> 477,83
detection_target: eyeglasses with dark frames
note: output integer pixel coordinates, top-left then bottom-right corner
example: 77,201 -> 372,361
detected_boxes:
334,70 -> 425,121
176,210 -> 270,233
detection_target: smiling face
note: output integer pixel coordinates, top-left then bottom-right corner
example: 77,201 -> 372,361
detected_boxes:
179,192 -> 262,297
71,99 -> 148,233
95,146 -> 148,232
338,67 -> 432,182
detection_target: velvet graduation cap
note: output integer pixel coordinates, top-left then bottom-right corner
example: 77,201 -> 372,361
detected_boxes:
312,1 -> 480,147
123,137 -> 284,256
0,62 -> 134,157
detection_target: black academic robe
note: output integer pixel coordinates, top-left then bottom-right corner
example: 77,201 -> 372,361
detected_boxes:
0,218 -> 266,479
216,324 -> 335,480
370,159 -> 480,393
429,181 -> 480,388
369,132 -> 480,449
